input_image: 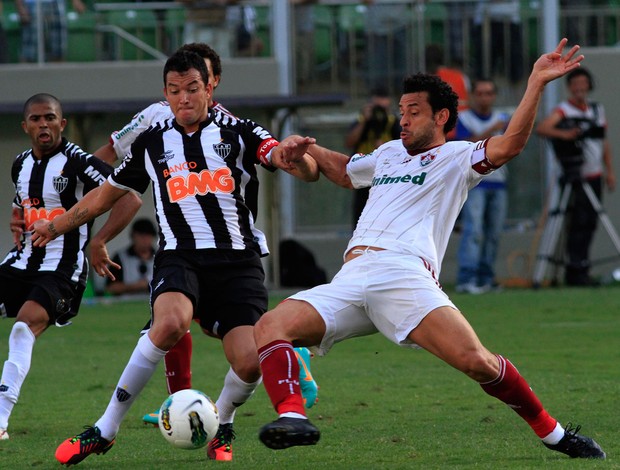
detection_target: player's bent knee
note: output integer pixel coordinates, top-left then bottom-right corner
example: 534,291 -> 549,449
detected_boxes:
457,350 -> 499,382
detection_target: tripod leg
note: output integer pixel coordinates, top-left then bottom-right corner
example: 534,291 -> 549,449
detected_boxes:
532,183 -> 572,287
582,181 -> 620,255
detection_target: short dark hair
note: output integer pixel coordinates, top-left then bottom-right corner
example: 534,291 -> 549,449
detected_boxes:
370,85 -> 390,98
566,67 -> 593,91
23,93 -> 62,119
402,73 -> 459,134
177,42 -> 222,79
163,50 -> 210,86
471,78 -> 497,94
131,218 -> 156,236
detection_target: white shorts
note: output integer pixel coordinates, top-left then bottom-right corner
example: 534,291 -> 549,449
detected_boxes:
290,250 -> 456,356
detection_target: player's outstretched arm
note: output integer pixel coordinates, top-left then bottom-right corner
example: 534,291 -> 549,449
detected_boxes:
307,144 -> 353,189
30,181 -> 129,247
271,135 -> 320,182
487,38 -> 584,167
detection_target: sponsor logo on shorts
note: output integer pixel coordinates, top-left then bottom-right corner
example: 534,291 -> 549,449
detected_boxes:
372,172 -> 427,187
0,385 -> 8,392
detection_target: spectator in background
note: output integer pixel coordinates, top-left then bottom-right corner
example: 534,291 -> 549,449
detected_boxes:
425,43 -> 470,113
345,86 -> 401,227
363,0 -> 408,94
293,0 -> 317,86
228,3 -> 263,57
15,0 -> 86,62
472,0 -> 523,83
179,0 -> 237,58
455,78 -> 510,294
106,218 -> 157,297
536,67 -> 615,286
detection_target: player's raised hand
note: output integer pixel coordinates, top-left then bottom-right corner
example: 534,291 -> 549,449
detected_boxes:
531,38 -> 584,85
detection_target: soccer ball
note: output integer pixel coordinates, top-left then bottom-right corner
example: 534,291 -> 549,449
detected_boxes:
158,389 -> 219,450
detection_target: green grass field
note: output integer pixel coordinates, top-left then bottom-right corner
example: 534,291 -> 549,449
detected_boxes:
0,287 -> 618,469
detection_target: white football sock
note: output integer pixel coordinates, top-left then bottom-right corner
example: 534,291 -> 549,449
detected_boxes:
0,322 -> 36,429
95,334 -> 166,440
215,367 -> 261,424
542,421 -> 566,445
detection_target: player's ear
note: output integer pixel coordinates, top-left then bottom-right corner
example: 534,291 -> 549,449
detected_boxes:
435,108 -> 449,127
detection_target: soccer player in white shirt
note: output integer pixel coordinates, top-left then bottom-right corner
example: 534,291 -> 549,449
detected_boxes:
254,40 -> 605,459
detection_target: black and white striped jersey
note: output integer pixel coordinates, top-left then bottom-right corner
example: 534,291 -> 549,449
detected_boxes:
2,138 -> 113,284
109,110 -> 278,256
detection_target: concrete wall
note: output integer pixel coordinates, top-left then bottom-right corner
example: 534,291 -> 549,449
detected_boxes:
0,58 -> 280,109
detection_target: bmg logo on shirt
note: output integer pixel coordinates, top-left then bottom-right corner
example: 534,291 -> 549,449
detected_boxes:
166,167 -> 234,202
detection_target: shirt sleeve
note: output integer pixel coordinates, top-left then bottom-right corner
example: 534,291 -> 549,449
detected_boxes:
110,102 -> 171,159
347,150 -> 379,189
109,136 -> 151,194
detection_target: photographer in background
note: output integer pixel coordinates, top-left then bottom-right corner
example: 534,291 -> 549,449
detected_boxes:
345,86 -> 401,227
536,67 -> 616,286
105,218 -> 157,297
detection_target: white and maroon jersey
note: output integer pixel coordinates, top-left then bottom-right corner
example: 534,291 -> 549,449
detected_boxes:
109,110 -> 278,255
347,139 -> 495,275
555,100 -> 606,178
2,139 -> 113,284
110,100 -> 235,159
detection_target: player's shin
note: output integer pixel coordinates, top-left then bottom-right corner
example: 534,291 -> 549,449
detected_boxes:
215,367 -> 261,423
480,355 -> 558,438
164,330 -> 192,394
258,340 -> 306,416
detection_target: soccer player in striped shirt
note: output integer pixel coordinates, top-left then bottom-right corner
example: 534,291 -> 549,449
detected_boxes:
0,93 -> 141,441
93,42 -> 319,459
32,50 -> 319,465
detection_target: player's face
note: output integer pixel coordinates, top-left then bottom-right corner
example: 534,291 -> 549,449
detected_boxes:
21,101 -> 67,158
567,75 -> 590,103
164,68 -> 212,133
472,82 -> 496,111
399,92 -> 445,151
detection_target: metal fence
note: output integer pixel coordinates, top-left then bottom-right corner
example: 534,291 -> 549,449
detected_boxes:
4,1 -> 620,100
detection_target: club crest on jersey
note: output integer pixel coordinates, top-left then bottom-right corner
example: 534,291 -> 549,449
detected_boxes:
213,142 -> 231,159
53,175 -> 69,193
420,152 -> 437,167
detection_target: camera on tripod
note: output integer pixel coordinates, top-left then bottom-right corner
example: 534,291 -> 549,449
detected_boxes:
550,116 -> 605,182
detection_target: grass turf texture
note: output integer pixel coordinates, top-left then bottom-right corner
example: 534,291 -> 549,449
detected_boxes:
0,287 -> 618,469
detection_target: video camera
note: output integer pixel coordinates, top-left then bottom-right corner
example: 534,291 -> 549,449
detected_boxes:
551,116 -> 605,181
